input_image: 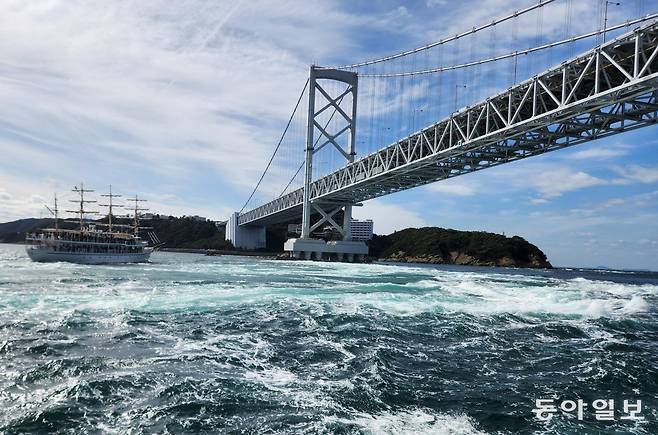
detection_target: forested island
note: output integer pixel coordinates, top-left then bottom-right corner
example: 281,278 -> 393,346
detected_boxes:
0,217 -> 551,268
369,227 -> 551,268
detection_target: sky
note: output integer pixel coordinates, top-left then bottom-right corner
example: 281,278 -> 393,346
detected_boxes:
0,0 -> 657,270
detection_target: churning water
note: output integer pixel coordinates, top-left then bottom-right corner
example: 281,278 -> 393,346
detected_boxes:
0,243 -> 656,434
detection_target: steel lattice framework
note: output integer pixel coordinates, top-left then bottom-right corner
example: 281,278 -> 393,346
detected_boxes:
239,20 -> 658,226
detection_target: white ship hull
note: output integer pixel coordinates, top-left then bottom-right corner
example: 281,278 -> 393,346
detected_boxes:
26,246 -> 152,264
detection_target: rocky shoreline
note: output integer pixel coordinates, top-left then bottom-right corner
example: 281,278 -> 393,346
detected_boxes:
380,250 -> 551,268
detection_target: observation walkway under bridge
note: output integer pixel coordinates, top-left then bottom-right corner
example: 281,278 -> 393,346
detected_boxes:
227,15 -> 658,261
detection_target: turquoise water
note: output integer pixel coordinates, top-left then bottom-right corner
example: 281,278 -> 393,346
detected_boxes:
0,243 -> 657,434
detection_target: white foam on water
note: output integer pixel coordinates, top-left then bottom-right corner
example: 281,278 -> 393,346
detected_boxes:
241,365 -> 343,412
583,299 -> 616,318
82,270 -> 658,319
1,246 -> 656,322
322,277 -> 652,319
328,409 -> 488,435
375,270 -> 658,319
314,337 -> 356,361
243,366 -> 298,387
564,277 -> 653,297
621,295 -> 650,313
408,279 -> 441,289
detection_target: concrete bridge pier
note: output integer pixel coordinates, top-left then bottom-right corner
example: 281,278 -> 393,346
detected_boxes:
284,238 -> 368,262
225,212 -> 266,250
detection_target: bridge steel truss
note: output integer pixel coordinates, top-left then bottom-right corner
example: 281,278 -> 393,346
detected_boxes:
239,20 -> 658,226
300,67 -> 358,239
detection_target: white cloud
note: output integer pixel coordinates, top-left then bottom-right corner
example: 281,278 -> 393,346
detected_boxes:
423,160 -> 633,205
0,0 -> 418,221
424,181 -> 475,196
0,1 -> 307,192
567,144 -> 630,160
530,168 -> 607,198
567,191 -> 657,217
425,0 -> 448,7
632,190 -> 658,206
0,176 -> 57,221
600,198 -> 625,208
614,165 -> 658,184
478,163 -> 608,200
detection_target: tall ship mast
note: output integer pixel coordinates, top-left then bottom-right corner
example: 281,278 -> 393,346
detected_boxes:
66,183 -> 98,230
44,193 -> 59,232
25,184 -> 157,264
99,185 -> 122,233
126,195 -> 149,237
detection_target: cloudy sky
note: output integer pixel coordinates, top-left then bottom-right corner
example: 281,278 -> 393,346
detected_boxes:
0,0 -> 657,270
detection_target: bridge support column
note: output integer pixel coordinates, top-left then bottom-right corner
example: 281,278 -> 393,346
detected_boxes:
343,204 -> 353,241
225,212 -> 266,250
300,66 -> 358,239
285,66 -> 368,261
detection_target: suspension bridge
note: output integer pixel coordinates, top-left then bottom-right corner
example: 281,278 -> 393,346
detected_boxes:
226,0 -> 658,261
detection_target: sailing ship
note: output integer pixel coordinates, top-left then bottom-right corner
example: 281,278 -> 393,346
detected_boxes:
25,184 -> 161,264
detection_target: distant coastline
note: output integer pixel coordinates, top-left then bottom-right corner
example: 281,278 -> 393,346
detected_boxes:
1,217 -> 551,268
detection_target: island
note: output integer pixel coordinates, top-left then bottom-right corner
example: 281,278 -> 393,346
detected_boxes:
368,227 -> 552,268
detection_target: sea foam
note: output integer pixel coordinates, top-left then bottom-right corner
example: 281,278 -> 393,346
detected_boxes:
330,409 -> 488,435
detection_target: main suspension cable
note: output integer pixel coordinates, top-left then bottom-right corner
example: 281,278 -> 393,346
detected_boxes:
358,15 -> 658,77
332,0 -> 556,69
277,92 -> 349,198
239,79 -> 309,214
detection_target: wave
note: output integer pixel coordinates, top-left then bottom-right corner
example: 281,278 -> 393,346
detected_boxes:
326,409 -> 488,434
1,260 -> 655,320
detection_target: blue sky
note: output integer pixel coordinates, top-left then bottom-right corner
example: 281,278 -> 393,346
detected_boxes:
0,0 -> 656,270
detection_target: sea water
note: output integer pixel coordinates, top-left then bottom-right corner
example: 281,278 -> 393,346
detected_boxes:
0,243 -> 656,434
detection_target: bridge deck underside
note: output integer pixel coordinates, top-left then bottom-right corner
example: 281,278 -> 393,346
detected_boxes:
239,22 -> 658,227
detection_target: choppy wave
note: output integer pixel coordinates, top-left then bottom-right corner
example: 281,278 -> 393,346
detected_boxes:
326,409 -> 487,434
0,244 -> 657,434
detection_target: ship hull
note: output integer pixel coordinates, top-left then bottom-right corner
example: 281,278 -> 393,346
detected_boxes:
26,247 -> 152,264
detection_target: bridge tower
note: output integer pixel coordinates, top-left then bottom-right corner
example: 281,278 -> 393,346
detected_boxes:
285,66 -> 368,261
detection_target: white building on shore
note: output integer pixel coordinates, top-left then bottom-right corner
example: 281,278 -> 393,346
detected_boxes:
350,219 -> 373,241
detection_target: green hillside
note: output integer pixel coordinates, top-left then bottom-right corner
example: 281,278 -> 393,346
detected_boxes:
369,227 -> 551,268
